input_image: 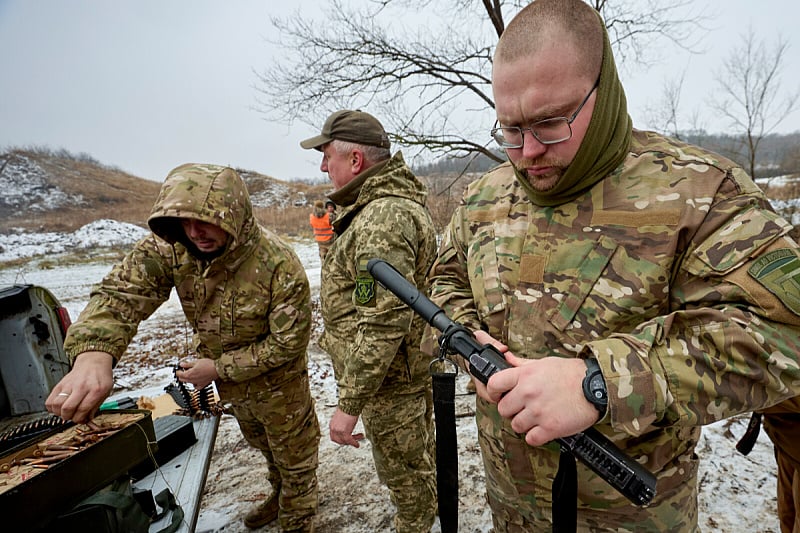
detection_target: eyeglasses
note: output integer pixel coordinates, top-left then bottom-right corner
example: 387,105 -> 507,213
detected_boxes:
490,77 -> 600,148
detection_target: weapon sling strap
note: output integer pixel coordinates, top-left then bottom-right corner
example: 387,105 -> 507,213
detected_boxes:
432,364 -> 579,533
552,450 -> 578,533
431,357 -> 459,533
736,411 -> 763,455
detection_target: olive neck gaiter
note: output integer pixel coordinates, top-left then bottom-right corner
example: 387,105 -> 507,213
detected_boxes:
513,15 -> 633,207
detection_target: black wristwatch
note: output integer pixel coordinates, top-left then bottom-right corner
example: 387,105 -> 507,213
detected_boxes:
582,358 -> 608,418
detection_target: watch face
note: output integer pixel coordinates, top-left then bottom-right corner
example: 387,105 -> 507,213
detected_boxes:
589,374 -> 607,403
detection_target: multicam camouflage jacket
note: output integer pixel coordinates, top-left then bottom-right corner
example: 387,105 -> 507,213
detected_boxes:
428,129 -> 800,501
319,152 -> 437,416
64,163 -> 311,383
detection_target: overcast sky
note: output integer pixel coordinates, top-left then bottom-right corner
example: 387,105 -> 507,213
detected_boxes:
1,1 -> 798,183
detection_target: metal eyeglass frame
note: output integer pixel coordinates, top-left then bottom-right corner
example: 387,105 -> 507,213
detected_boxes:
490,76 -> 600,148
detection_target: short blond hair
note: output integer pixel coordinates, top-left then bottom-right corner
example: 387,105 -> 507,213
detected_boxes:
495,0 -> 603,81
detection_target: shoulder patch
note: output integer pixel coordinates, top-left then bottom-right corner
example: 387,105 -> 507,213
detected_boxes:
354,258 -> 376,306
748,248 -> 800,316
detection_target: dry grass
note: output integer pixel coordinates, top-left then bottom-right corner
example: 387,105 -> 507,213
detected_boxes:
425,194 -> 460,234
255,205 -> 317,238
1,149 -> 160,233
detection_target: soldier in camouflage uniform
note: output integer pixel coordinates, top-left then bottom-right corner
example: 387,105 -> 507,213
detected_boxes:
425,1 -> 800,531
46,163 -> 320,532
301,110 -> 438,532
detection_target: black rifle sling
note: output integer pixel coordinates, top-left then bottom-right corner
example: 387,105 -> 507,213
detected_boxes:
736,411 -> 763,455
552,450 -> 578,533
432,367 -> 459,533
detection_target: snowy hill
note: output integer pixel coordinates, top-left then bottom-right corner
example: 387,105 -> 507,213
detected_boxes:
0,148 -> 328,236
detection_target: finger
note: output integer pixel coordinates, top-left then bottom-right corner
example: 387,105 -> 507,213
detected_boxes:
525,425 -> 552,447
45,388 -> 71,413
59,394 -> 89,423
471,377 -> 493,402
65,389 -> 106,423
509,407 -> 538,435
496,385 -> 529,419
503,352 -> 530,367
473,330 -> 508,352
329,428 -> 343,445
345,434 -> 361,448
486,367 -> 519,400
330,431 -> 357,447
57,395 -> 80,422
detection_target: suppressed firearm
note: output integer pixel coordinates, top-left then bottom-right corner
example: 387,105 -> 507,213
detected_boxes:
366,258 -> 657,507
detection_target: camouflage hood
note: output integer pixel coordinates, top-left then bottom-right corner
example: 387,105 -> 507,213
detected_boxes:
329,151 -> 427,234
147,163 -> 258,266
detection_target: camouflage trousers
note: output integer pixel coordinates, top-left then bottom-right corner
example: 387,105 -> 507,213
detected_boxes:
361,388 -> 437,533
773,445 -> 800,533
218,368 -> 321,532
475,398 -> 699,533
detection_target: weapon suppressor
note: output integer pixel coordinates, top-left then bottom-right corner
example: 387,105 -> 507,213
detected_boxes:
366,258 -> 657,506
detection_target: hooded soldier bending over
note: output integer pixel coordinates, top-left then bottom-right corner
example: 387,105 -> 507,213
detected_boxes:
46,163 -> 320,532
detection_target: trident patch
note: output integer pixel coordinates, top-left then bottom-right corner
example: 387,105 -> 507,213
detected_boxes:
354,276 -> 376,306
748,248 -> 800,316
354,258 -> 377,306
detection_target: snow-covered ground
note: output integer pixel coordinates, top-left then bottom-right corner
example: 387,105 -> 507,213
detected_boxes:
0,221 -> 782,532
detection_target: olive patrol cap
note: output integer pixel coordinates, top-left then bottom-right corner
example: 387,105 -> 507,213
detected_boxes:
300,109 -> 390,150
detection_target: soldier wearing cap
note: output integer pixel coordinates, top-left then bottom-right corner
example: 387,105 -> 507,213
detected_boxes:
301,110 -> 438,533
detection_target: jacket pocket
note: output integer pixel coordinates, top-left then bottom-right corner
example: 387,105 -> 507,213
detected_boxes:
546,235 -> 670,335
467,226 -> 507,330
547,235 -> 617,331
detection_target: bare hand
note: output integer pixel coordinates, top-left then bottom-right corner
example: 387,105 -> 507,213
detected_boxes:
490,352 -> 600,446
45,351 -> 114,423
471,330 -> 508,401
329,408 -> 365,447
177,358 -> 218,389
473,331 -> 600,447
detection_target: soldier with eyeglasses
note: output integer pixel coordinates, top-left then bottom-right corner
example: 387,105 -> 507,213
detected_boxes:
424,0 -> 800,531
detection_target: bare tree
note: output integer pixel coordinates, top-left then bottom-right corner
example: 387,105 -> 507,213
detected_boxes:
254,0 -> 705,168
644,70 -> 689,140
712,28 -> 800,179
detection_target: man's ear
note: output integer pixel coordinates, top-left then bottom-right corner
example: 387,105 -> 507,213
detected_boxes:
350,149 -> 365,173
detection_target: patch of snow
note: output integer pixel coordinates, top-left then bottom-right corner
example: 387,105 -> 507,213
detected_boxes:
756,174 -> 800,188
238,170 -> 295,208
0,219 -> 148,263
0,153 -> 85,211
73,219 -> 149,248
770,198 -> 800,226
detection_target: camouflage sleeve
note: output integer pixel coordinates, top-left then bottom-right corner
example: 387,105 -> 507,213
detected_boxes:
428,207 -> 482,329
423,204 -> 484,371
214,250 -> 311,382
336,199 -> 420,416
63,234 -> 175,364
597,190 -> 800,435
